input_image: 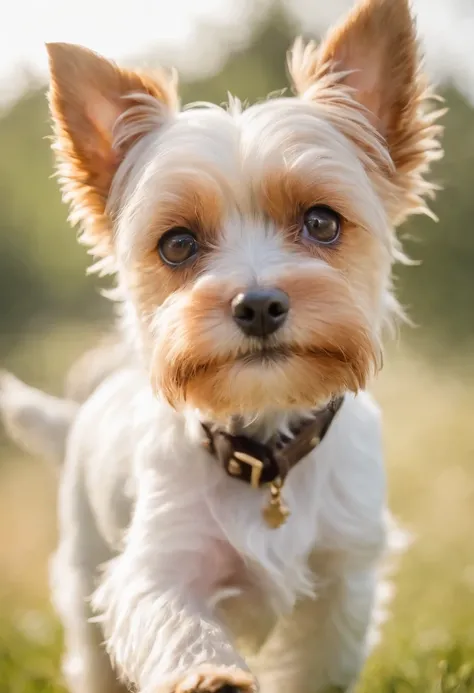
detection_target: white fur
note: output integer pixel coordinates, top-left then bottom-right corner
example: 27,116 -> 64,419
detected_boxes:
41,363 -> 395,693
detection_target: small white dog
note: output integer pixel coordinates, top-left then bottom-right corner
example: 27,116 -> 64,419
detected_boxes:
0,0 -> 443,691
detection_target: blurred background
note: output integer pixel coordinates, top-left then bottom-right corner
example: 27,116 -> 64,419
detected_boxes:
0,1 -> 473,691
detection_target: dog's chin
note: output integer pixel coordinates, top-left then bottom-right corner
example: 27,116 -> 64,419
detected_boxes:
156,344 -> 376,419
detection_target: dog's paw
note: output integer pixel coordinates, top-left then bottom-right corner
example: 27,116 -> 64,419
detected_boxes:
173,665 -> 256,693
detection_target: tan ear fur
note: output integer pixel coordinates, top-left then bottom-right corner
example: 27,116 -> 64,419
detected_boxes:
288,0 -> 444,221
47,43 -> 178,264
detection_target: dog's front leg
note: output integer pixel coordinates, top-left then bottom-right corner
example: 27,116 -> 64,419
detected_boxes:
256,552 -> 380,693
92,474 -> 256,693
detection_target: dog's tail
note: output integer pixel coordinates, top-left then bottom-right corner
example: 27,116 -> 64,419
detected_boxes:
0,334 -> 128,465
0,371 -> 78,465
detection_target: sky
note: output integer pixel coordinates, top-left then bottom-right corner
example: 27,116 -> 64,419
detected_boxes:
0,0 -> 265,102
2,0 -> 474,105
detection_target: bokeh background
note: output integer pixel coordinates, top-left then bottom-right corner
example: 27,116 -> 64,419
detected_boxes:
0,1 -> 473,691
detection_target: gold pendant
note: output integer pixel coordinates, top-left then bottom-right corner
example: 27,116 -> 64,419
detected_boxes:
262,478 -> 290,529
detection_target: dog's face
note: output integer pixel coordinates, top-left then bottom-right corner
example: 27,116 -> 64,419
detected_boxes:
47,0 -> 442,417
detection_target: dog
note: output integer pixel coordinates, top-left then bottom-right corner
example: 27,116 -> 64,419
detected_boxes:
0,0 -> 444,691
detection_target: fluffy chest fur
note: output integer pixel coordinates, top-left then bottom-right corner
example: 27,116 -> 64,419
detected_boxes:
76,369 -> 386,616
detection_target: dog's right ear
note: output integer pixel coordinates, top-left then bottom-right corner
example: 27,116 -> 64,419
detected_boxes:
47,43 -> 178,267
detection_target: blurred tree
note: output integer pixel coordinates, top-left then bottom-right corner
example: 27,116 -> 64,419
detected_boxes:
0,89 -> 100,345
396,88 -> 474,351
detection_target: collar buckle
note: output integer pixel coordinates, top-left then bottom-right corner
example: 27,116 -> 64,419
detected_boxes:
232,451 -> 264,488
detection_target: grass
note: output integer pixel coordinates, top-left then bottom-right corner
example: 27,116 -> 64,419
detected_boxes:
0,614 -> 62,693
1,325 -> 474,692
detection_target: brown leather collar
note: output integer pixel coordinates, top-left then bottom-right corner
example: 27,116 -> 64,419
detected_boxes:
202,396 -> 344,490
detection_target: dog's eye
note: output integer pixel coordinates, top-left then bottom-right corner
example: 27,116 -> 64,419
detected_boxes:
158,228 -> 199,266
302,206 -> 341,245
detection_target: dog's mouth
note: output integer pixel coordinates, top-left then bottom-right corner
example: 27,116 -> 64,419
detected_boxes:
165,343 -> 355,393
238,346 -> 289,364
235,344 -> 348,365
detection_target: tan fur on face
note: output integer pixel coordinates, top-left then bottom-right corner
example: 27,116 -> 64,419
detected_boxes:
124,177 -> 225,322
151,264 -> 378,417
257,169 -> 389,317
47,42 -> 178,260
258,170 -> 373,237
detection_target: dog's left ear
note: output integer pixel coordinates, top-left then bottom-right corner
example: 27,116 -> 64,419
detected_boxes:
289,0 -> 443,209
47,43 -> 178,266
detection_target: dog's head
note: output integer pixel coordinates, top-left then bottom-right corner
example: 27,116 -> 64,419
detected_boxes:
47,0 -> 443,418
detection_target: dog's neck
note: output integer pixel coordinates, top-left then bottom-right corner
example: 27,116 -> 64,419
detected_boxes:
224,409 -> 319,444
197,401 -> 335,445
198,397 -> 344,528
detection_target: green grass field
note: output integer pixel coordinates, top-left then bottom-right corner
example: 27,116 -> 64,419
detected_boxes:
1,327 -> 473,693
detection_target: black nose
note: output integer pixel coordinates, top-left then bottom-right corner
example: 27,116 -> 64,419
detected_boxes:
231,288 -> 290,337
